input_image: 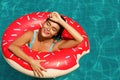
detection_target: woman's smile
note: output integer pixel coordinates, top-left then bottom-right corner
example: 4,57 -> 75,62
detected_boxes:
43,28 -> 50,35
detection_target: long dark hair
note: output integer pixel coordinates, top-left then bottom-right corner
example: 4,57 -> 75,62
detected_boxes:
46,16 -> 66,40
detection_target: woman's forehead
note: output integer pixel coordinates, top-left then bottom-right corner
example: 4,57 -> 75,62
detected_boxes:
48,20 -> 60,28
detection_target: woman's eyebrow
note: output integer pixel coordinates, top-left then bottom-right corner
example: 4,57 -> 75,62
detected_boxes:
47,21 -> 51,25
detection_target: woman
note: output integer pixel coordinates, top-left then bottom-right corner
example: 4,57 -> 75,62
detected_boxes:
8,12 -> 83,77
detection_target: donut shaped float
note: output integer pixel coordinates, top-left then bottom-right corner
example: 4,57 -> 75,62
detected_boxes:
1,12 -> 90,78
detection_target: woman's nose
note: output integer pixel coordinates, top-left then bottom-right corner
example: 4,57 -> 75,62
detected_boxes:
47,27 -> 50,31
47,25 -> 53,30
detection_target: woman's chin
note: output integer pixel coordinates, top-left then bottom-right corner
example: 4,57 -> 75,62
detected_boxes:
41,34 -> 52,39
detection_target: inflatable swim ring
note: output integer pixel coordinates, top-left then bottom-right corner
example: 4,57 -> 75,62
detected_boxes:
1,12 -> 90,78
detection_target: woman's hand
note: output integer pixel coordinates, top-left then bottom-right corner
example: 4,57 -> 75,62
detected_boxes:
49,12 -> 63,23
29,58 -> 46,77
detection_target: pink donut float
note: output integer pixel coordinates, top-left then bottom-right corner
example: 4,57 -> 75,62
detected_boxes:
1,12 -> 90,78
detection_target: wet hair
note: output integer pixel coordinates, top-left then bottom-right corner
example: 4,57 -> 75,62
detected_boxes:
46,16 -> 66,40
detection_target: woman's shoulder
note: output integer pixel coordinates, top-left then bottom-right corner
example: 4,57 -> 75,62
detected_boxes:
20,30 -> 34,40
23,30 -> 34,37
25,30 -> 34,34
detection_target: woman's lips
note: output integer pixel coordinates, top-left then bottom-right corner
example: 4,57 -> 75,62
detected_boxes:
43,28 -> 50,34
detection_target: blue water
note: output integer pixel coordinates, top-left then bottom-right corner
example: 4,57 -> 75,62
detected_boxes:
0,0 -> 120,80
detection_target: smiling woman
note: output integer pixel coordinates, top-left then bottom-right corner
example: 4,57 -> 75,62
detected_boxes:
1,12 -> 90,78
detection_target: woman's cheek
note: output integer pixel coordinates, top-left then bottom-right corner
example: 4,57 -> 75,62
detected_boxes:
51,31 -> 57,36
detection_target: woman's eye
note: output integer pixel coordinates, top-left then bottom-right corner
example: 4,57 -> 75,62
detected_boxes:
52,28 -> 57,32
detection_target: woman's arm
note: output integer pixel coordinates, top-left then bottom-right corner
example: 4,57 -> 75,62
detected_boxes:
8,31 -> 46,77
8,31 -> 33,63
49,12 -> 83,49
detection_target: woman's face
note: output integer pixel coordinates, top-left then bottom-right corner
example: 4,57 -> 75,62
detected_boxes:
41,20 -> 60,38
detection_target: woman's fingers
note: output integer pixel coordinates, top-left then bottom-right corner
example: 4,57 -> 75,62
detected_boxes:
39,60 -> 47,72
36,60 -> 46,77
40,65 -> 47,72
49,12 -> 61,20
33,67 -> 44,77
33,69 -> 36,77
30,59 -> 47,77
39,60 -> 46,62
36,68 -> 43,77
